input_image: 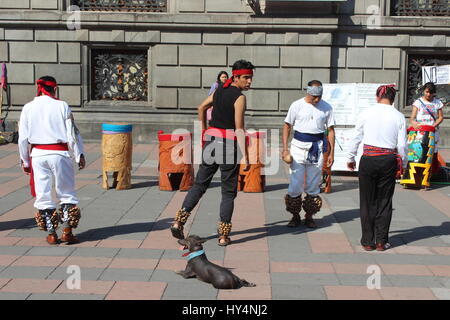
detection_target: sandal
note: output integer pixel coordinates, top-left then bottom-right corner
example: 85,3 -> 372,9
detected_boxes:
170,222 -> 185,239
218,235 -> 231,246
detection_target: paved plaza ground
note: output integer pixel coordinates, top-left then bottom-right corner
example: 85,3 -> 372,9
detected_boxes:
0,142 -> 449,300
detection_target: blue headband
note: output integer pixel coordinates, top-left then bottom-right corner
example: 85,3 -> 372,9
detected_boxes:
307,86 -> 323,96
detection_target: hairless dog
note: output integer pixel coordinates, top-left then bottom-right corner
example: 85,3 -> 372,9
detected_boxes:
176,235 -> 256,289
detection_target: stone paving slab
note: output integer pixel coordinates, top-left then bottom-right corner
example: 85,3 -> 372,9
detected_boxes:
149,269 -> 194,284
116,248 -> 164,260
0,266 -> 56,279
163,282 -> 219,298
25,246 -> 76,257
385,275 -> 445,288
99,268 -> 153,282
69,247 -> 120,258
271,284 -> 326,300
271,273 -> 340,286
47,267 -> 105,281
27,293 -> 105,300
0,143 -> 449,300
105,281 -> 167,300
0,292 -> 30,300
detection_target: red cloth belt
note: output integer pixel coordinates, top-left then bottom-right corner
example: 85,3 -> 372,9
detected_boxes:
407,125 -> 435,133
223,69 -> 254,88
29,143 -> 69,197
362,144 -> 403,178
362,144 -> 396,157
31,143 -> 69,151
203,127 -> 237,141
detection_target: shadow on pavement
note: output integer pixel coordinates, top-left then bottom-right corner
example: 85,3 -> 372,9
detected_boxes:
326,182 -> 359,193
389,221 -> 450,245
131,181 -> 159,189
202,208 -> 363,244
72,218 -> 173,242
263,183 -> 289,192
0,218 -> 36,232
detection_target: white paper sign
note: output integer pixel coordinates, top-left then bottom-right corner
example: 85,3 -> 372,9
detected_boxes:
331,127 -> 363,172
322,83 -> 385,171
322,83 -> 385,126
422,65 -> 450,85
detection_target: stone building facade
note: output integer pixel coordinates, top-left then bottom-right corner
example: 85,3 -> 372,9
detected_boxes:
0,0 -> 449,144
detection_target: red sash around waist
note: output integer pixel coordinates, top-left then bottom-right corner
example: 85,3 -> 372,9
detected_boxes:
31,143 -> 69,151
29,143 -> 69,197
203,127 -> 237,141
362,144 -> 403,178
362,144 -> 396,157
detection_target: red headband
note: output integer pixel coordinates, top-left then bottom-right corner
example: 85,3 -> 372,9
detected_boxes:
223,69 -> 254,88
36,79 -> 58,99
377,84 -> 396,98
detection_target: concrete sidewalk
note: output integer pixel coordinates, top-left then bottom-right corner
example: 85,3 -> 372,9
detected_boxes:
0,142 -> 449,300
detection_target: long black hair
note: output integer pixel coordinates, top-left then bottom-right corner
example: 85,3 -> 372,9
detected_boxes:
216,71 -> 229,83
422,82 -> 437,94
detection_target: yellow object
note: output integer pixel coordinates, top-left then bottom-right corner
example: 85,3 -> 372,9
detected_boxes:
400,163 -> 432,187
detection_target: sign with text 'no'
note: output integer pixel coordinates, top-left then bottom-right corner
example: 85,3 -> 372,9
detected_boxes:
422,65 -> 450,85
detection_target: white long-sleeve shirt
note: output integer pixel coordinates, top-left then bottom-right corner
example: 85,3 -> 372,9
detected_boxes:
18,95 -> 84,167
347,103 -> 407,167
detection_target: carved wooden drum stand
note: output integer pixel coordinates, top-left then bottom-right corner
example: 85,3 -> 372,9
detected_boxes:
238,131 -> 266,193
158,131 -> 194,191
102,123 -> 133,190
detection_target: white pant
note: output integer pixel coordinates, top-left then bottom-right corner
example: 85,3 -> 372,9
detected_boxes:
32,154 -> 78,210
288,142 -> 323,197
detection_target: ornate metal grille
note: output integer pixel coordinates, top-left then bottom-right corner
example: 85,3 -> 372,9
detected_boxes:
92,50 -> 148,101
73,0 -> 167,12
406,54 -> 450,111
392,0 -> 450,16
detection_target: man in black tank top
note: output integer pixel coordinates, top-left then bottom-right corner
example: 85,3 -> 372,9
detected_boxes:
170,60 -> 255,246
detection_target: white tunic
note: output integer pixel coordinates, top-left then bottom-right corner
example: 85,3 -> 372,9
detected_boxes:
284,97 -> 335,197
347,103 -> 407,166
18,95 -> 84,167
18,95 -> 84,209
284,98 -> 335,135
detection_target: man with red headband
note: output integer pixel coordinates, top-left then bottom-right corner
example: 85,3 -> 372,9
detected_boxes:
282,80 -> 336,229
170,59 -> 254,246
18,76 -> 85,245
346,85 -> 407,251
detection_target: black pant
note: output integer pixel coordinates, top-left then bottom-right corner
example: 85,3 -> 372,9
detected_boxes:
182,137 -> 240,223
358,154 -> 397,246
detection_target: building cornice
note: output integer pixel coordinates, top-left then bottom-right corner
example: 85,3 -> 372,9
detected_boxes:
0,11 -> 448,33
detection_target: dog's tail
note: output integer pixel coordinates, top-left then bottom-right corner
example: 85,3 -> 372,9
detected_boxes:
239,279 -> 256,287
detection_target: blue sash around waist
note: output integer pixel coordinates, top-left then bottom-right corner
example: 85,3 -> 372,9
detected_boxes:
294,131 -> 327,163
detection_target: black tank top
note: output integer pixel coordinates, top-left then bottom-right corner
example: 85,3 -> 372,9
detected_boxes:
210,85 -> 242,130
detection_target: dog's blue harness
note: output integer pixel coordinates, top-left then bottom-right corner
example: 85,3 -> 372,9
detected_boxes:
187,250 -> 205,261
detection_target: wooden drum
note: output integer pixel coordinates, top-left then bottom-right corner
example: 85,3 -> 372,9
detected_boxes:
158,131 -> 194,191
102,123 -> 133,190
238,131 -> 266,193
